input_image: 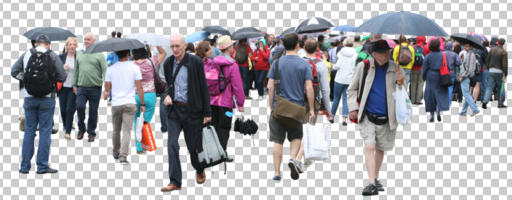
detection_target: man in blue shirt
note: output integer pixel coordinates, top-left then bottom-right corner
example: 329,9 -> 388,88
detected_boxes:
267,33 -> 315,182
347,40 -> 405,196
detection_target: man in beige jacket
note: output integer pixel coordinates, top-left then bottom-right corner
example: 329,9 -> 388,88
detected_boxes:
347,39 -> 405,196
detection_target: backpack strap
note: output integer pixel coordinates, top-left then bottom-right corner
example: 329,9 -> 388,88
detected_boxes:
357,59 -> 370,121
274,59 -> 281,96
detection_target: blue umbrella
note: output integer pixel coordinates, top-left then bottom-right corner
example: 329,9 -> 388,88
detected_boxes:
186,31 -> 210,43
333,25 -> 356,33
355,11 -> 448,36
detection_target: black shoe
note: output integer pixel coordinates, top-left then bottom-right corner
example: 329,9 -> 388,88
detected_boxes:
113,152 -> 119,160
375,179 -> 385,191
120,160 -> 130,165
36,168 -> 58,174
19,170 -> 29,174
437,114 -> 442,122
429,116 -> 434,122
288,159 -> 300,180
498,105 -> 507,108
52,128 -> 58,134
161,127 -> 167,133
362,184 -> 379,196
225,157 -> 234,162
342,122 -> 347,126
482,103 -> 487,109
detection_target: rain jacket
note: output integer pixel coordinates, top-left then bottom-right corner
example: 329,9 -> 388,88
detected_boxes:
209,55 -> 245,108
333,47 -> 358,85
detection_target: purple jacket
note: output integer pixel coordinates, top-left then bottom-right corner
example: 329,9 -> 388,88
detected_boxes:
205,56 -> 245,108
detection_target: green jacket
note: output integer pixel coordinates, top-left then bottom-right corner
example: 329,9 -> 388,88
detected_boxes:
73,50 -> 107,87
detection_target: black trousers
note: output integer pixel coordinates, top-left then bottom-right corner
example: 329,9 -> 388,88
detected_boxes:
211,106 -> 233,151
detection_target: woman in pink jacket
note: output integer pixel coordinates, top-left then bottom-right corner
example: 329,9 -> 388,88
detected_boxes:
196,37 -> 245,161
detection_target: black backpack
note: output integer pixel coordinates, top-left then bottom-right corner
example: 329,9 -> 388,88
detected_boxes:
413,45 -> 425,66
234,44 -> 249,64
23,48 -> 56,97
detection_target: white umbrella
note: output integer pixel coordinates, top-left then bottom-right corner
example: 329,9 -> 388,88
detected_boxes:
126,33 -> 170,46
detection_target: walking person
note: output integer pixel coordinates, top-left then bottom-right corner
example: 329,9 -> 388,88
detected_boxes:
103,49 -> 145,164
346,40 -> 405,196
160,34 -> 212,192
410,36 -> 426,105
11,35 -> 67,174
422,39 -> 452,122
392,35 -> 415,87
251,38 -> 271,99
331,37 -> 357,125
482,38 -> 508,109
197,37 -> 245,159
58,37 -> 78,140
267,33 -> 315,181
131,45 -> 167,153
233,39 -> 253,99
73,33 -> 108,142
459,43 -> 481,116
444,42 -> 462,105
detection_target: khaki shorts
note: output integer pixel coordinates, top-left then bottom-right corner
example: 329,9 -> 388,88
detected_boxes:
358,118 -> 397,151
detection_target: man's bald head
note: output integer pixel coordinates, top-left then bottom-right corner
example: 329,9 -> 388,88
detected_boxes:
84,32 -> 96,48
170,34 -> 187,60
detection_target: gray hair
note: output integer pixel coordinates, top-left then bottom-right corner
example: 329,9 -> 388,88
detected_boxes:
343,37 -> 354,47
170,34 -> 186,45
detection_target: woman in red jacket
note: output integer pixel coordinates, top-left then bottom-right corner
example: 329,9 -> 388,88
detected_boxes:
251,38 -> 270,100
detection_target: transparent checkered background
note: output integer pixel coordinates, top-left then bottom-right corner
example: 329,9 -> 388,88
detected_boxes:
1,0 -> 512,199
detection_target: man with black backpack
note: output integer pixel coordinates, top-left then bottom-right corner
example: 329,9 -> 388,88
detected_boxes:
11,35 -> 67,174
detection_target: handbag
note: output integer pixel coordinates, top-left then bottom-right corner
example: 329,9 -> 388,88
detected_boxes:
439,52 -> 453,87
148,58 -> 166,95
271,59 -> 306,128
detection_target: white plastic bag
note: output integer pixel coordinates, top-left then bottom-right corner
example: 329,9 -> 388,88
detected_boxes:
134,113 -> 144,142
303,122 -> 331,161
394,85 -> 412,126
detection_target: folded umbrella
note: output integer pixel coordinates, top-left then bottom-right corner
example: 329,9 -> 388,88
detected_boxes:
355,11 -> 448,36
126,33 -> 169,46
186,31 -> 210,43
85,38 -> 145,53
23,27 -> 75,41
202,25 -> 231,36
295,17 -> 335,34
232,27 -> 264,40
451,33 -> 486,50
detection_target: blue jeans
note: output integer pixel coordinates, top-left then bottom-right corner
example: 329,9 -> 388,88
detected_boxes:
76,87 -> 101,136
461,77 -> 480,114
159,93 -> 168,131
448,77 -> 455,106
58,87 -> 76,134
331,83 -> 349,117
21,97 -> 55,172
239,66 -> 250,96
481,69 -> 489,100
483,72 -> 504,104
255,70 -> 267,96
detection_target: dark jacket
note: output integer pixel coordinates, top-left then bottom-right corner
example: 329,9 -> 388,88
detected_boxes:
486,46 -> 508,76
163,53 -> 211,117
422,51 -> 451,113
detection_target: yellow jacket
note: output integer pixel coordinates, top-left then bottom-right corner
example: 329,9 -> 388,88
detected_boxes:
392,43 -> 415,70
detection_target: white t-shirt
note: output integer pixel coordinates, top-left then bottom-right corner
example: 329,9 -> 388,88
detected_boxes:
105,61 -> 142,106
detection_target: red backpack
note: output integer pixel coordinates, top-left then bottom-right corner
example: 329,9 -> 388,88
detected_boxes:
304,57 -> 323,111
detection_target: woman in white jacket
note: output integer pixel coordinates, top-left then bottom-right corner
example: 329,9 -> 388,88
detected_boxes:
331,37 -> 357,126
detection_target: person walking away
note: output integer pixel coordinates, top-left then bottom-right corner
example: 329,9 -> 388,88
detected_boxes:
11,35 -> 67,174
160,34 -> 212,192
392,35 -> 415,88
103,49 -> 145,164
444,42 -> 462,106
458,43 -> 481,116
421,39 -> 452,122
131,45 -> 167,153
482,38 -> 508,109
410,36 -> 426,105
106,31 -> 123,106
58,37 -> 79,140
73,33 -> 108,142
251,39 -> 271,99
267,33 -> 315,182
347,40 -> 405,196
331,37 -> 357,125
233,39 -> 253,99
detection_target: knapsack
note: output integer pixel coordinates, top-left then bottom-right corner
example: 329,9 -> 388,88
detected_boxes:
413,45 -> 425,66
472,53 -> 482,77
234,44 -> 249,64
205,63 -> 228,96
398,44 -> 413,66
304,57 -> 323,109
23,48 -> 56,97
271,46 -> 286,64
197,125 -> 229,173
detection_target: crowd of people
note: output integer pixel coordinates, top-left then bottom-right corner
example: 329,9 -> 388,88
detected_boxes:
10,28 -> 508,196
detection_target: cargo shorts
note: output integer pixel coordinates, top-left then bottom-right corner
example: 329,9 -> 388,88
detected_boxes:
358,118 -> 397,151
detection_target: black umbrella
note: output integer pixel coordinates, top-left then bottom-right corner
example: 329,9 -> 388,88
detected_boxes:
23,27 -> 75,41
202,26 -> 231,36
85,38 -> 145,53
295,17 -> 335,34
451,33 -> 486,50
232,27 -> 264,40
355,11 -> 448,36
280,27 -> 296,37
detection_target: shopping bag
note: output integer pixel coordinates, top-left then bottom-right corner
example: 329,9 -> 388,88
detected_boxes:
134,113 -> 144,142
394,84 -> 412,126
141,122 -> 157,151
303,122 -> 331,161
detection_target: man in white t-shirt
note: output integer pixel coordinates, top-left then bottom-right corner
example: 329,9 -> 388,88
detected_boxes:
103,49 -> 145,164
